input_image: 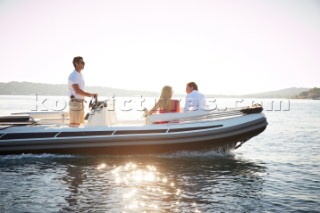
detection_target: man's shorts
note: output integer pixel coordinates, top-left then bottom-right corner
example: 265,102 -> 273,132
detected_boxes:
69,99 -> 85,124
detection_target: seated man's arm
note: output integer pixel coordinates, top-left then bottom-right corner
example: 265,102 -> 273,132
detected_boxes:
184,95 -> 192,112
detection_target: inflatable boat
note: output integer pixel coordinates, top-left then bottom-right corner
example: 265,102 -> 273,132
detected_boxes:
0,99 -> 267,155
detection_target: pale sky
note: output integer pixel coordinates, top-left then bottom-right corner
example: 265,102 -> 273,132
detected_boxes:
0,0 -> 319,95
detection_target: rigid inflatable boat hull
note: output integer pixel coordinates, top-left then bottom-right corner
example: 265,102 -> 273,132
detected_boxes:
0,114 -> 267,155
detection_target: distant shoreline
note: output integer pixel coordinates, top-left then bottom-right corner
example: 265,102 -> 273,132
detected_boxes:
0,81 -> 317,99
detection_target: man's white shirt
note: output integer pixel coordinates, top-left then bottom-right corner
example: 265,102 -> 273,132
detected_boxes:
68,70 -> 85,99
184,90 -> 207,112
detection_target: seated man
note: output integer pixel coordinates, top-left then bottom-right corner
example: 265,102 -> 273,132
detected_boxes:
183,82 -> 206,112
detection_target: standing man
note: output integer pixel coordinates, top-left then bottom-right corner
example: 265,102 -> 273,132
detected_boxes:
183,82 -> 207,112
68,56 -> 97,127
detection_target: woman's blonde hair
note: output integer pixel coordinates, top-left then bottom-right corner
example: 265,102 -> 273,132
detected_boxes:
159,86 -> 173,109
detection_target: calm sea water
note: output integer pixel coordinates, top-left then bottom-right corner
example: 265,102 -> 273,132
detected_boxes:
0,95 -> 319,212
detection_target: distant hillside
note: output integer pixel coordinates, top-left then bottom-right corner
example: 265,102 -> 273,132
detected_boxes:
292,87 -> 320,100
0,81 -> 159,97
206,87 -> 311,98
0,81 -> 316,98
239,87 -> 310,98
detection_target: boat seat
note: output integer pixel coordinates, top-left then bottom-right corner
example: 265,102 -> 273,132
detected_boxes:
11,111 -> 68,125
146,110 -> 211,124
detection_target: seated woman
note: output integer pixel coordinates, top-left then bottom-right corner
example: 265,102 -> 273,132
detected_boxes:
146,86 -> 180,122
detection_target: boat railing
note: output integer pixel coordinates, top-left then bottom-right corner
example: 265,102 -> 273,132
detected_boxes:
146,105 -> 263,124
146,108 -> 241,124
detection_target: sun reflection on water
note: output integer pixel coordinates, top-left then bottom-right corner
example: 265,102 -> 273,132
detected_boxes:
96,163 -> 106,170
96,162 -> 201,212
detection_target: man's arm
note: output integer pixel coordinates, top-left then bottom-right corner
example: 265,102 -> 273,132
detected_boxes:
72,84 -> 97,97
183,94 -> 191,112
